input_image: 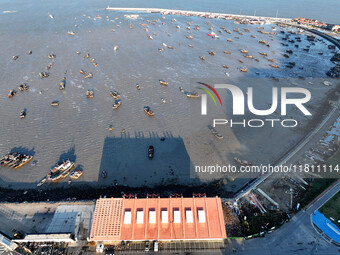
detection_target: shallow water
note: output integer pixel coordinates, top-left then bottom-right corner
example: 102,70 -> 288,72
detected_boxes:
0,0 -> 338,190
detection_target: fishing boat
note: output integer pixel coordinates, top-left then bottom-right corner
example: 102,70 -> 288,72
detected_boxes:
259,40 -> 266,44
144,106 -> 155,116
234,157 -> 252,166
259,52 -> 268,56
69,169 -> 83,179
161,98 -> 166,103
84,73 -> 93,79
20,110 -> 26,119
75,51 -> 81,55
85,53 -> 90,58
208,125 -> 223,140
59,78 -> 66,90
80,69 -> 86,75
240,68 -> 248,72
28,50 -> 32,55
186,35 -> 194,39
39,72 -> 49,78
68,31 -> 75,36
271,64 -> 280,68
224,51 -> 231,54
240,49 -> 248,53
18,84 -> 29,91
136,84 -> 141,90
209,51 -> 215,56
186,92 -> 200,98
222,65 -> 229,69
251,35 -> 256,38
12,56 -> 18,60
227,38 -> 233,42
47,160 -> 74,182
200,56 -> 206,61
110,90 -> 120,99
51,101 -> 59,106
11,155 -> 33,169
48,54 -> 56,59
159,80 -> 168,86
244,55 -> 253,59
8,90 -> 16,98
86,90 -> 94,98
37,177 -> 46,187
112,100 -> 121,109
188,44 -> 193,48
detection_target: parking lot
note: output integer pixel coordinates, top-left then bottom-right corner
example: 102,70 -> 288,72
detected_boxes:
116,241 -> 225,253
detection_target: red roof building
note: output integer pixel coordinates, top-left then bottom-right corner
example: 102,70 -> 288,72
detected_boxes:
90,196 -> 226,242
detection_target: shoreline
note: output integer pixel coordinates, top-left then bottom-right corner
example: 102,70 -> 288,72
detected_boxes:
105,7 -> 292,22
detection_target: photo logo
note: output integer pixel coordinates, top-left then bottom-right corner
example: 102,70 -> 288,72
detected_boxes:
197,82 -> 223,115
200,83 -> 312,117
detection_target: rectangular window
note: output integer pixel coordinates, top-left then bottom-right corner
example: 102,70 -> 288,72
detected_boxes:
161,209 -> 168,223
173,208 -> 181,223
186,209 -> 193,223
197,209 -> 206,223
137,209 -> 144,224
149,209 -> 156,224
124,210 -> 131,224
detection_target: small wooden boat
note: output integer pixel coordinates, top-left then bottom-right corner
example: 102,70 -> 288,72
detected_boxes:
251,35 -> 256,38
80,69 -> 86,75
186,35 -> 194,39
259,52 -> 268,56
28,50 -> 32,55
59,78 -> 66,90
112,100 -> 121,109
8,90 -> 16,98
90,58 -> 95,63
51,101 -> 59,106
136,84 -> 141,90
255,59 -> 260,62
18,84 -> 29,91
209,51 -> 215,56
85,53 -> 90,58
271,64 -> 280,68
68,31 -> 75,36
159,80 -> 168,86
240,49 -> 248,53
240,68 -> 248,72
39,72 -> 49,78
86,90 -> 94,98
20,110 -> 26,119
222,65 -> 229,69
268,59 -> 274,63
200,56 -> 206,61
259,40 -> 266,44
144,106 -> 155,116
227,38 -> 233,42
37,177 -> 46,187
179,87 -> 184,93
234,157 -> 252,166
110,91 -> 120,99
167,46 -> 174,49
75,51 -> 81,55
69,169 -> 83,179
161,98 -> 166,103
188,44 -> 194,48
208,125 -> 223,140
244,55 -> 253,59
224,51 -> 231,54
186,92 -> 200,98
12,56 -> 19,60
48,54 -> 56,59
84,73 -> 93,79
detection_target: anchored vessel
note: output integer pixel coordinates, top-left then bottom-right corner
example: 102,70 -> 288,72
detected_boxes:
47,160 -> 74,182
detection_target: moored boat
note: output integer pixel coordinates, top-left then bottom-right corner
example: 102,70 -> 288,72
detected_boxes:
47,160 -> 74,182
112,100 -> 121,110
69,169 -> 83,179
86,89 -> 94,98
51,101 -> 59,106
110,90 -> 120,99
186,92 -> 200,98
144,106 -> 155,116
159,80 -> 168,86
234,157 -> 252,166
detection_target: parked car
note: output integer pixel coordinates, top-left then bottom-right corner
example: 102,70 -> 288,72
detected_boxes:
148,145 -> 154,159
